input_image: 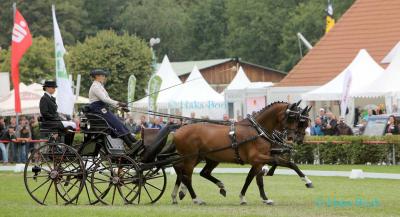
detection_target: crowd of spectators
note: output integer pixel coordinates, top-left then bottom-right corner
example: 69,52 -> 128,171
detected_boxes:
0,116 -> 40,165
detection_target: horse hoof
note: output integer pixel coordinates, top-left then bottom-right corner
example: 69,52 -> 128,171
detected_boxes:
263,199 -> 274,205
240,201 -> 247,205
305,183 -> 314,188
220,189 -> 227,197
193,199 -> 206,205
172,201 -> 178,205
179,191 -> 186,200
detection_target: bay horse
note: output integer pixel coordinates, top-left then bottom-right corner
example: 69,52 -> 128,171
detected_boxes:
171,101 -> 310,205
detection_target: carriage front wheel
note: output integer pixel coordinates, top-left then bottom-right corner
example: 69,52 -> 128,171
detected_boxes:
23,143 -> 86,205
137,167 -> 167,204
91,154 -> 141,205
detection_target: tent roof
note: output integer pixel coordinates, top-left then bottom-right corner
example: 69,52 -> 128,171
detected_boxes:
226,66 -> 251,90
132,55 -> 182,107
352,50 -> 400,97
381,41 -> 400,64
302,49 -> 384,101
278,0 -> 400,87
173,65 -> 224,102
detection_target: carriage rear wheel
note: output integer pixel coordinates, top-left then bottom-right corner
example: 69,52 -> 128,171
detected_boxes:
137,167 -> 167,204
91,154 -> 141,205
24,143 -> 85,205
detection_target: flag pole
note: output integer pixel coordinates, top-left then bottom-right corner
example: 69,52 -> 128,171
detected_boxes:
12,2 -> 19,128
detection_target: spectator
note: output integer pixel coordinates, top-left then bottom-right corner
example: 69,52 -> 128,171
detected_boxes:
151,118 -> 163,129
363,109 -> 374,121
9,117 -> 17,128
0,127 -> 17,164
322,112 -> 337,135
311,117 -> 324,136
16,126 -> 31,163
385,115 -> 399,135
125,117 -> 137,133
29,117 -> 40,154
158,116 -> 165,127
358,119 -> 368,135
0,117 -> 6,132
223,114 -> 229,121
135,115 -> 149,134
335,117 -> 353,135
319,108 -> 328,125
305,119 -> 312,136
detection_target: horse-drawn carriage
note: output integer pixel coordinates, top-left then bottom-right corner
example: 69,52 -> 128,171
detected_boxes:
24,101 -> 313,206
24,109 -> 178,205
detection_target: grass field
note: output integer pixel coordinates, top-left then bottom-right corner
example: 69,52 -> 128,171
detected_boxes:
1,171 -> 399,217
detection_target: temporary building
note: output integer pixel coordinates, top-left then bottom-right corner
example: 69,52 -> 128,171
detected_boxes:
302,49 -> 384,101
170,65 -> 225,119
132,55 -> 182,111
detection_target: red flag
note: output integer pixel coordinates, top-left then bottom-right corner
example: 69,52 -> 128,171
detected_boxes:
11,9 -> 32,113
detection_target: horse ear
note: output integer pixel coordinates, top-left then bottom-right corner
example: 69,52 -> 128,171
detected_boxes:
288,103 -> 296,110
296,100 -> 302,106
301,106 -> 308,114
307,106 -> 312,113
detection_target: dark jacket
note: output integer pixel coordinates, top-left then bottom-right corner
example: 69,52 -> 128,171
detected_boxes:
335,123 -> 354,135
322,119 -> 337,136
39,93 -> 61,121
385,124 -> 399,135
1,131 -> 16,143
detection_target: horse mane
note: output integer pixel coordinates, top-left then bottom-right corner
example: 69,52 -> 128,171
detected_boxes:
254,101 -> 289,117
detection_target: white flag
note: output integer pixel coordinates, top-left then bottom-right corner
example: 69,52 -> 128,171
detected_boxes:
52,5 -> 75,116
340,69 -> 352,118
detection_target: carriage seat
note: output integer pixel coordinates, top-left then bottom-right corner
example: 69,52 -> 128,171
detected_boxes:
38,116 -> 64,134
80,112 -> 112,134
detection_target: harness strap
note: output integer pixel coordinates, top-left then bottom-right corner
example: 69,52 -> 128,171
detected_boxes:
229,122 -> 244,165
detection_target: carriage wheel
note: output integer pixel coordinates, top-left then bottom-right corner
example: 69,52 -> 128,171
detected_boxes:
91,155 -> 141,205
137,167 -> 167,204
71,155 -> 104,205
24,143 -> 85,205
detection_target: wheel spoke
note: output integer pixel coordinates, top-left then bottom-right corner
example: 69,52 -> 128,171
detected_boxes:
145,182 -> 162,192
111,185 -> 117,205
30,178 -> 51,194
42,181 -> 53,204
143,185 -> 153,201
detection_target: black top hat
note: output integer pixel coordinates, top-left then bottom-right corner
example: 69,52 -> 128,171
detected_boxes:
42,80 -> 58,88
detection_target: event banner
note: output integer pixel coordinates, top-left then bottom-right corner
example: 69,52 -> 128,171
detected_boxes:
148,75 -> 162,111
246,96 -> 266,114
127,74 -> 136,107
53,5 -> 75,116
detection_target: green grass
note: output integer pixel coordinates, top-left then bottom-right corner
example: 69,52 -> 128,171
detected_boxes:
195,163 -> 400,173
1,172 -> 399,217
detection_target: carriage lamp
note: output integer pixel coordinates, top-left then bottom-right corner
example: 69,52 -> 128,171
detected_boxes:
32,165 -> 41,181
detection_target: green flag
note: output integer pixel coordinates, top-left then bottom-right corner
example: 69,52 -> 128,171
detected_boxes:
148,75 -> 162,111
128,74 -> 136,107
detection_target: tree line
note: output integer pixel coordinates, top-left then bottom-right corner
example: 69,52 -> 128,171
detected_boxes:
0,0 -> 354,100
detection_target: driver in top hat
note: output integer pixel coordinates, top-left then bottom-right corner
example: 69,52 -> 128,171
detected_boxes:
39,80 -> 76,145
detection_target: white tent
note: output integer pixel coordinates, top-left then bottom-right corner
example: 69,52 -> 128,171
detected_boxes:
381,41 -> 400,64
170,65 -> 225,119
0,83 -> 88,116
132,55 -> 182,110
302,49 -> 384,101
226,66 -> 251,90
352,49 -> 400,98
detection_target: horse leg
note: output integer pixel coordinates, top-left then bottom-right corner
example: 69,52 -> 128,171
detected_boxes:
276,159 -> 313,188
239,165 -> 263,205
171,165 -> 183,204
199,159 -> 226,197
255,171 -> 274,205
180,160 -> 205,205
265,164 -> 277,176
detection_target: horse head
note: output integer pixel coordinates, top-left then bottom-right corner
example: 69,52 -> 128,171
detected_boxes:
256,101 -> 308,141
